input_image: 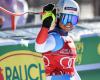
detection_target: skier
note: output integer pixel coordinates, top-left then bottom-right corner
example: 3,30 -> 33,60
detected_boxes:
35,0 -> 81,80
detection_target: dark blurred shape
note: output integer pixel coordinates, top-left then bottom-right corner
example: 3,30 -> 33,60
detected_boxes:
0,16 -> 4,29
26,14 -> 35,23
93,0 -> 100,16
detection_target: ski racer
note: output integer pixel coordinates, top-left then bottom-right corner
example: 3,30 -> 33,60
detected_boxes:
35,0 -> 81,80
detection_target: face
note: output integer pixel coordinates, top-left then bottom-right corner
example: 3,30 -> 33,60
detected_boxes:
59,21 -> 74,32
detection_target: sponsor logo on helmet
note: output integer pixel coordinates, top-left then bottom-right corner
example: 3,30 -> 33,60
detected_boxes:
64,7 -> 77,11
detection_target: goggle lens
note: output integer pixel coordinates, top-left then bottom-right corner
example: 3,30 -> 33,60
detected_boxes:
60,14 -> 78,25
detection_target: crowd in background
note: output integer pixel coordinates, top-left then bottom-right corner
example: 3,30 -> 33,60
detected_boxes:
0,0 -> 28,29
0,0 -> 100,30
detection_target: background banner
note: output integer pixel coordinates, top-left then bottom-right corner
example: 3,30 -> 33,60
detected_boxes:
0,49 -> 46,80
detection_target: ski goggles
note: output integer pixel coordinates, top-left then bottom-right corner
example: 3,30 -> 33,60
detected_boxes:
60,13 -> 79,25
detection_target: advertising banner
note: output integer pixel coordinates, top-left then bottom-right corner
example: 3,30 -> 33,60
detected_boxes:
0,43 -> 46,80
75,35 -> 100,80
75,35 -> 100,65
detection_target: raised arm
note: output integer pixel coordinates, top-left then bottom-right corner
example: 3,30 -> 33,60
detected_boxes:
35,4 -> 56,53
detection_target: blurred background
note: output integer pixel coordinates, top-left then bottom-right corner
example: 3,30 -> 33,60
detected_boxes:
0,0 -> 100,28
0,0 -> 100,80
26,0 -> 100,19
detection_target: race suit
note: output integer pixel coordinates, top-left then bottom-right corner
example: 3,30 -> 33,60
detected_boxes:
35,24 -> 81,80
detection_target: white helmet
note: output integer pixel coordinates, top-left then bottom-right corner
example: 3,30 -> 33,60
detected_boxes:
56,0 -> 80,16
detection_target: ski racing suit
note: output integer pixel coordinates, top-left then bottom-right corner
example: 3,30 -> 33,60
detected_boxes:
35,24 -> 81,80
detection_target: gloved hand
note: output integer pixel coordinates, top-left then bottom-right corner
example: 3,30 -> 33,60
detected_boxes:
42,4 -> 56,28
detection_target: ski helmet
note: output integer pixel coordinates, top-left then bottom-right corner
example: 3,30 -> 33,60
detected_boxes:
56,0 -> 80,25
56,0 -> 80,16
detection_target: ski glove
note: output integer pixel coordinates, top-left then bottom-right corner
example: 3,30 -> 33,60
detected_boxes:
42,4 -> 56,28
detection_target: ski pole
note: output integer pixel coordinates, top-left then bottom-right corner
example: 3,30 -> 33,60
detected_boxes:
0,7 -> 44,16
0,7 -> 44,31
